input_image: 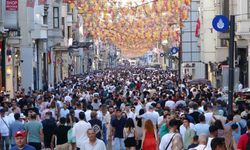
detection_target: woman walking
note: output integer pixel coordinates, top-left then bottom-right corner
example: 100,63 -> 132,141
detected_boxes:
124,118 -> 137,150
142,119 -> 158,150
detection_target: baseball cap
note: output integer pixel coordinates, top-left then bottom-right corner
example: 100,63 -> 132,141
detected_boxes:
15,131 -> 26,137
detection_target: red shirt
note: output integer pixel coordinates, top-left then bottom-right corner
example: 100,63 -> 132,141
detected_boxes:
237,133 -> 249,150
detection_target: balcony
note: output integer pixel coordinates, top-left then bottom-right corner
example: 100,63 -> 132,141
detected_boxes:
31,24 -> 48,39
48,28 -> 63,39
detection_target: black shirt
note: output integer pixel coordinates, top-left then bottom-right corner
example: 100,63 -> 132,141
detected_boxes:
111,117 -> 127,138
89,119 -> 102,139
188,143 -> 199,149
42,118 -> 57,145
190,111 -> 201,124
53,125 -> 71,145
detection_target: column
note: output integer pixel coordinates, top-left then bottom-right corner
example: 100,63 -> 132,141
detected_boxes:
248,41 -> 250,87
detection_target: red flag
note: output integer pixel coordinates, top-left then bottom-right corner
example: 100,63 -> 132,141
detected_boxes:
195,18 -> 200,37
26,0 -> 35,8
38,0 -> 47,5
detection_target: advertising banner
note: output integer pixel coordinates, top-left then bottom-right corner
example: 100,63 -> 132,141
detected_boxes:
4,0 -> 18,29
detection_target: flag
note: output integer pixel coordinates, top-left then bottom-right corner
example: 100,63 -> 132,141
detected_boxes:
26,0 -> 35,8
195,18 -> 200,37
38,0 -> 47,5
48,50 -> 51,64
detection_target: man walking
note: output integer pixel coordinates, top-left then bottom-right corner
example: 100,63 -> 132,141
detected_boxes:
0,108 -> 11,150
51,117 -> 71,150
25,112 -> 44,149
159,119 -> 183,150
81,128 -> 106,150
110,108 -> 127,150
10,131 -> 35,150
72,112 -> 91,150
9,113 -> 25,147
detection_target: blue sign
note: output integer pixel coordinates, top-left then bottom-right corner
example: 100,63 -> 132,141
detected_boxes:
212,15 -> 229,32
160,53 -> 165,57
170,47 -> 179,55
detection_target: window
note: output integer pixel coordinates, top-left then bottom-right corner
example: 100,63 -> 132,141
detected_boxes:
68,26 -> 72,38
43,15 -> 48,25
53,7 -> 59,28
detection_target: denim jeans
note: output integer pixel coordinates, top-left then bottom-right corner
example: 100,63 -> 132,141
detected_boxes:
1,136 -> 10,150
113,138 -> 125,150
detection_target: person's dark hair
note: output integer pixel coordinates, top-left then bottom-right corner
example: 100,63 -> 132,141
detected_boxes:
193,135 -> 199,141
169,119 -> 178,128
231,123 -> 238,130
60,117 -> 66,124
214,120 -> 224,130
14,113 -> 20,120
227,114 -> 234,122
30,113 -> 37,119
193,103 -> 198,110
87,105 -> 93,110
90,111 -> 97,119
183,116 -> 190,123
211,137 -> 225,150
247,120 -> 250,129
136,109 -> 145,127
199,114 -> 205,122
209,125 -> 218,133
125,118 -> 135,132
79,112 -> 86,120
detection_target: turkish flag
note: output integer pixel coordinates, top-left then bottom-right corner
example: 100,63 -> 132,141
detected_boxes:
38,0 -> 47,5
195,18 -> 200,37
26,0 -> 35,8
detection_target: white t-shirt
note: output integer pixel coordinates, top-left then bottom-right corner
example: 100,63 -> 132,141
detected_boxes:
85,110 -> 92,122
159,133 -> 181,150
65,95 -> 72,103
0,116 -> 10,136
135,104 -> 142,115
74,109 -> 84,119
142,111 -> 159,125
191,144 -> 206,150
206,137 -> 213,150
80,139 -> 106,150
60,108 -> 69,118
72,120 -> 92,148
126,111 -> 135,119
204,112 -> 213,125
165,100 -> 175,110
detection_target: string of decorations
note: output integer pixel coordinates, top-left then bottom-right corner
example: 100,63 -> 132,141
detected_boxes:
67,0 -> 191,57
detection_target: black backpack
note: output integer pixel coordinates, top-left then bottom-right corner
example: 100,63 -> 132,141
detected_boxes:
246,133 -> 250,150
239,122 -> 247,135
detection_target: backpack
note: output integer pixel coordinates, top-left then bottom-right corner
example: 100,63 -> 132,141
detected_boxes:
239,122 -> 247,135
246,133 -> 250,150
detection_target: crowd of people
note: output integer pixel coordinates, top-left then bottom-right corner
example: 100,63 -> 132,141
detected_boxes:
0,68 -> 250,150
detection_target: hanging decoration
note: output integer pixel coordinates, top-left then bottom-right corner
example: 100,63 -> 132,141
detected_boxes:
67,0 -> 192,57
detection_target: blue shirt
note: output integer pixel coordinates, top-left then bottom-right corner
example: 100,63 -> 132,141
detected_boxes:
195,123 -> 209,136
9,121 -> 25,145
10,144 -> 36,150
